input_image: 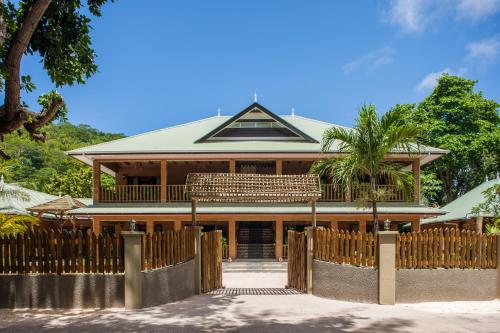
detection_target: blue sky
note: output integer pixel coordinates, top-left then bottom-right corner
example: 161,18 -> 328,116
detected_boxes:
19,0 -> 500,135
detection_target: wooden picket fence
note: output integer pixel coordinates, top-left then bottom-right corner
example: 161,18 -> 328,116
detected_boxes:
141,228 -> 195,271
397,228 -> 497,269
313,228 -> 378,267
0,229 -> 123,274
287,230 -> 306,292
201,230 -> 223,293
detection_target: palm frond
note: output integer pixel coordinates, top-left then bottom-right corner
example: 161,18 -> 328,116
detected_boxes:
321,127 -> 356,152
0,214 -> 39,237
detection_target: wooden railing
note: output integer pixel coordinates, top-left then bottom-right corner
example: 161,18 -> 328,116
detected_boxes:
352,184 -> 410,202
282,244 -> 288,259
397,229 -> 497,269
166,185 -> 189,201
101,185 -> 161,203
141,228 -> 195,271
313,228 -> 378,267
320,184 -> 344,201
0,230 -> 123,274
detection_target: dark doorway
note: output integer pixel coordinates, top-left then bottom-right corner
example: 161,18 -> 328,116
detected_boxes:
237,221 -> 275,259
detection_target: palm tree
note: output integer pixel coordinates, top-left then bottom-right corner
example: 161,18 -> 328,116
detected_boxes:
311,104 -> 420,233
0,214 -> 39,237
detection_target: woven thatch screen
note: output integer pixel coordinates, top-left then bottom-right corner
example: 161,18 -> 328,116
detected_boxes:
186,173 -> 321,203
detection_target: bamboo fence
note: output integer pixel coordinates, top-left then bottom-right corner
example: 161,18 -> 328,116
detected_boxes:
201,230 -> 223,293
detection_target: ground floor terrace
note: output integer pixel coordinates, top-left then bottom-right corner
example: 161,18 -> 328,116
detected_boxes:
72,202 -> 442,260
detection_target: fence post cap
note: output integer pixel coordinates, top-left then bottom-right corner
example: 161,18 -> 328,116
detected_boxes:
121,231 -> 145,237
378,231 -> 399,235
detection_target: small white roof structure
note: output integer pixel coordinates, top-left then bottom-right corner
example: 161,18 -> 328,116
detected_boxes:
0,177 -> 57,215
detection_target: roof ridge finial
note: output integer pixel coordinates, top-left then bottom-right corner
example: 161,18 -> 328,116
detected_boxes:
254,92 -> 257,103
291,107 -> 295,117
217,107 -> 221,117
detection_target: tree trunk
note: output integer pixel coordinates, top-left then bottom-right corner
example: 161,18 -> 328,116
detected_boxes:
370,175 -> 379,233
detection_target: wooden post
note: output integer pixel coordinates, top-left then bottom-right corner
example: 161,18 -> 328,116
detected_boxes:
276,159 -> 283,175
475,216 -> 483,234
122,231 -> 144,309
311,200 -> 317,228
115,223 -> 122,236
496,234 -> 500,299
228,219 -> 236,259
413,159 -> 420,203
305,226 -> 314,294
191,199 -> 197,226
160,160 -> 168,203
411,219 -> 421,232
358,220 -> 367,233
329,220 -> 338,230
174,220 -> 182,231
92,160 -> 101,204
229,160 -> 236,173
92,217 -> 102,235
346,180 -> 352,202
275,219 -> 283,259
193,226 -> 202,294
146,220 -> 154,235
378,231 -> 397,305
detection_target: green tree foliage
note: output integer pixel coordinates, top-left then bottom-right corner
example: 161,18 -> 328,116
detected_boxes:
0,213 -> 39,237
0,122 -> 124,197
0,0 -> 112,159
311,104 -> 420,232
472,184 -> 500,227
403,75 -> 500,205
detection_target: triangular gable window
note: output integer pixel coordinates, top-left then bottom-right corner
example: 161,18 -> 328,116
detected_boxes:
196,102 -> 318,143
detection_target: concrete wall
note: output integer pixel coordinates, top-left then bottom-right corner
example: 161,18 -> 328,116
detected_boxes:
396,269 -> 497,303
0,274 -> 124,309
141,259 -> 195,308
312,260 -> 378,303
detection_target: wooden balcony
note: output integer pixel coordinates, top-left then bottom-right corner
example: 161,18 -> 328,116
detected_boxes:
98,184 -> 411,203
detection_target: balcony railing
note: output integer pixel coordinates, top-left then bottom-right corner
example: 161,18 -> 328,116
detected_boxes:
99,184 -> 411,203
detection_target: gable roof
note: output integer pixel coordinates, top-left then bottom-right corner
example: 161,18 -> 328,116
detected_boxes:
28,195 -> 87,213
422,177 -> 500,225
195,102 -> 318,143
0,181 -> 57,215
67,103 -> 448,164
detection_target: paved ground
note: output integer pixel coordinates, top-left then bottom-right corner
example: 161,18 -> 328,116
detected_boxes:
1,272 -> 499,332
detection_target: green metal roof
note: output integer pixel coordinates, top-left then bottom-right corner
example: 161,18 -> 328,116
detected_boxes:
0,181 -> 57,215
67,111 -> 447,157
69,202 -> 444,216
422,177 -> 500,224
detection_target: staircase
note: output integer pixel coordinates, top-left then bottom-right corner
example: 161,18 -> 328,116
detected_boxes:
223,261 -> 287,273
237,222 -> 275,259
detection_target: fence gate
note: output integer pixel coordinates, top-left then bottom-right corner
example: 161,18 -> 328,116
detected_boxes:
287,230 -> 307,292
201,230 -> 223,293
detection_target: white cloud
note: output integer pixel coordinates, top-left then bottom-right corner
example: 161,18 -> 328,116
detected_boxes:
457,0 -> 500,21
384,0 -> 500,33
343,46 -> 394,74
415,68 -> 468,91
466,37 -> 500,64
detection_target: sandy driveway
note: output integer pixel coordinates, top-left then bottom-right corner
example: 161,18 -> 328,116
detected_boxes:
0,273 -> 499,332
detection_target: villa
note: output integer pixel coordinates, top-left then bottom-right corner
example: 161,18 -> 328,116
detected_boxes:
67,102 -> 446,259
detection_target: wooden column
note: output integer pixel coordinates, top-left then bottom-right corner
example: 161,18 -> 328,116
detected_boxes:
311,200 -> 317,228
191,199 -> 197,226
275,219 -> 283,259
92,217 -> 102,235
115,223 -> 122,236
358,220 -> 367,233
228,219 -> 236,259
329,219 -> 338,230
160,160 -> 168,203
475,216 -> 483,234
229,160 -> 236,173
276,159 -> 283,175
92,160 -> 101,204
174,220 -> 182,231
413,159 -> 420,203
146,220 -> 154,235
411,219 -> 421,232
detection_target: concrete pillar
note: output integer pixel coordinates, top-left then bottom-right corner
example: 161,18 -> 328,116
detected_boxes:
475,216 -> 483,234
122,231 -> 144,309
305,227 -> 314,294
378,231 -> 397,305
496,234 -> 500,299
160,160 -> 168,203
228,219 -> 236,259
92,160 -> 101,204
411,219 -> 421,232
358,220 -> 367,233
329,220 -> 338,230
174,220 -> 182,231
275,219 -> 283,259
193,226 -> 202,294
146,220 -> 154,235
